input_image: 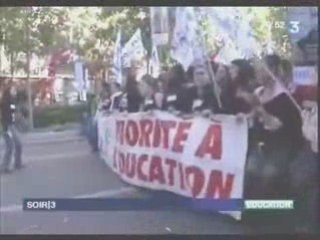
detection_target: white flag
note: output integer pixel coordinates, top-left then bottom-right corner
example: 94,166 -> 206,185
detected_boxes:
113,30 -> 123,85
149,45 -> 160,78
205,7 -> 239,44
216,42 -> 244,64
235,19 -> 262,58
171,7 -> 198,71
205,7 -> 262,61
122,29 -> 146,68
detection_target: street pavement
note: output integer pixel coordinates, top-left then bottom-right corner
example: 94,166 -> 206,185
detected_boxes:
0,128 -> 294,234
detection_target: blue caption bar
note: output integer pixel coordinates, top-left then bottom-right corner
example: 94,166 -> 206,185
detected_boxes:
23,198 -> 244,211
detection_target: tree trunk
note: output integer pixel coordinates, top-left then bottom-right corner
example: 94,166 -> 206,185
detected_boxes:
25,8 -> 34,130
10,52 -> 14,79
0,44 -> 2,74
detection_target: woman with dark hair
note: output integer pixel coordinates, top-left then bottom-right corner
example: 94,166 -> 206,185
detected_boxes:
123,72 -> 143,113
162,64 -> 186,113
221,59 -> 256,115
212,62 -> 232,112
244,54 -> 303,199
186,66 -> 195,83
138,75 -> 162,111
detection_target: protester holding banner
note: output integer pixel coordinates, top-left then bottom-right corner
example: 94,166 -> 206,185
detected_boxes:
123,68 -> 143,113
221,59 -> 255,115
157,72 -> 169,93
152,73 -> 168,110
183,64 -> 220,115
246,54 -> 303,199
138,75 -> 161,112
109,82 -> 124,112
212,63 -> 230,91
162,64 -> 186,113
91,7 -> 319,231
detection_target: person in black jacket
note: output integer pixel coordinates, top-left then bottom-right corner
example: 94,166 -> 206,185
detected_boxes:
183,64 -> 221,115
162,64 -> 186,113
244,54 -> 303,199
0,83 -> 23,174
123,71 -> 143,113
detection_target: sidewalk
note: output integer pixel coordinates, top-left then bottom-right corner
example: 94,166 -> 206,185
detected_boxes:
0,123 -> 83,149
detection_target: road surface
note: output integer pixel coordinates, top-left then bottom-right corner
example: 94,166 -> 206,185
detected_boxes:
0,129 -> 293,234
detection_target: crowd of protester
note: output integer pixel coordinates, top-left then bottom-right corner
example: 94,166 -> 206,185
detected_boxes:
87,54 -> 318,232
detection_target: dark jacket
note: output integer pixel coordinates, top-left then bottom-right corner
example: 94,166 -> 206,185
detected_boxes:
142,96 -> 158,112
164,83 -> 220,114
220,82 -> 253,115
115,92 -> 142,113
162,89 -> 182,112
127,92 -> 143,113
252,93 -> 303,157
1,89 -> 16,131
184,84 -> 221,113
125,77 -> 144,113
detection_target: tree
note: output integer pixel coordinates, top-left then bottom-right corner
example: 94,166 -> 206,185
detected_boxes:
268,7 -> 292,59
0,7 -> 69,76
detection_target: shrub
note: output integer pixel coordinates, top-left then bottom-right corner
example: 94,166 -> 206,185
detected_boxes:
33,104 -> 87,128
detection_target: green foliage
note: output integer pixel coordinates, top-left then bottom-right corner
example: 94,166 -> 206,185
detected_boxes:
1,7 -> 293,76
200,7 -> 292,59
33,104 -> 86,128
268,7 -> 292,59
0,7 -> 69,74
1,7 -> 150,75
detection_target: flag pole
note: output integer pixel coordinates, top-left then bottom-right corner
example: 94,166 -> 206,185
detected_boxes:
255,56 -> 302,112
194,7 -> 222,109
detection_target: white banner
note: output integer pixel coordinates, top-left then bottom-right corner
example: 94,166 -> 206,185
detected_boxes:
98,111 -> 248,220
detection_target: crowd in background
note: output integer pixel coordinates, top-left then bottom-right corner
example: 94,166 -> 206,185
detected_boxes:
93,54 -> 317,155
0,51 -> 317,231
87,53 -> 318,232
